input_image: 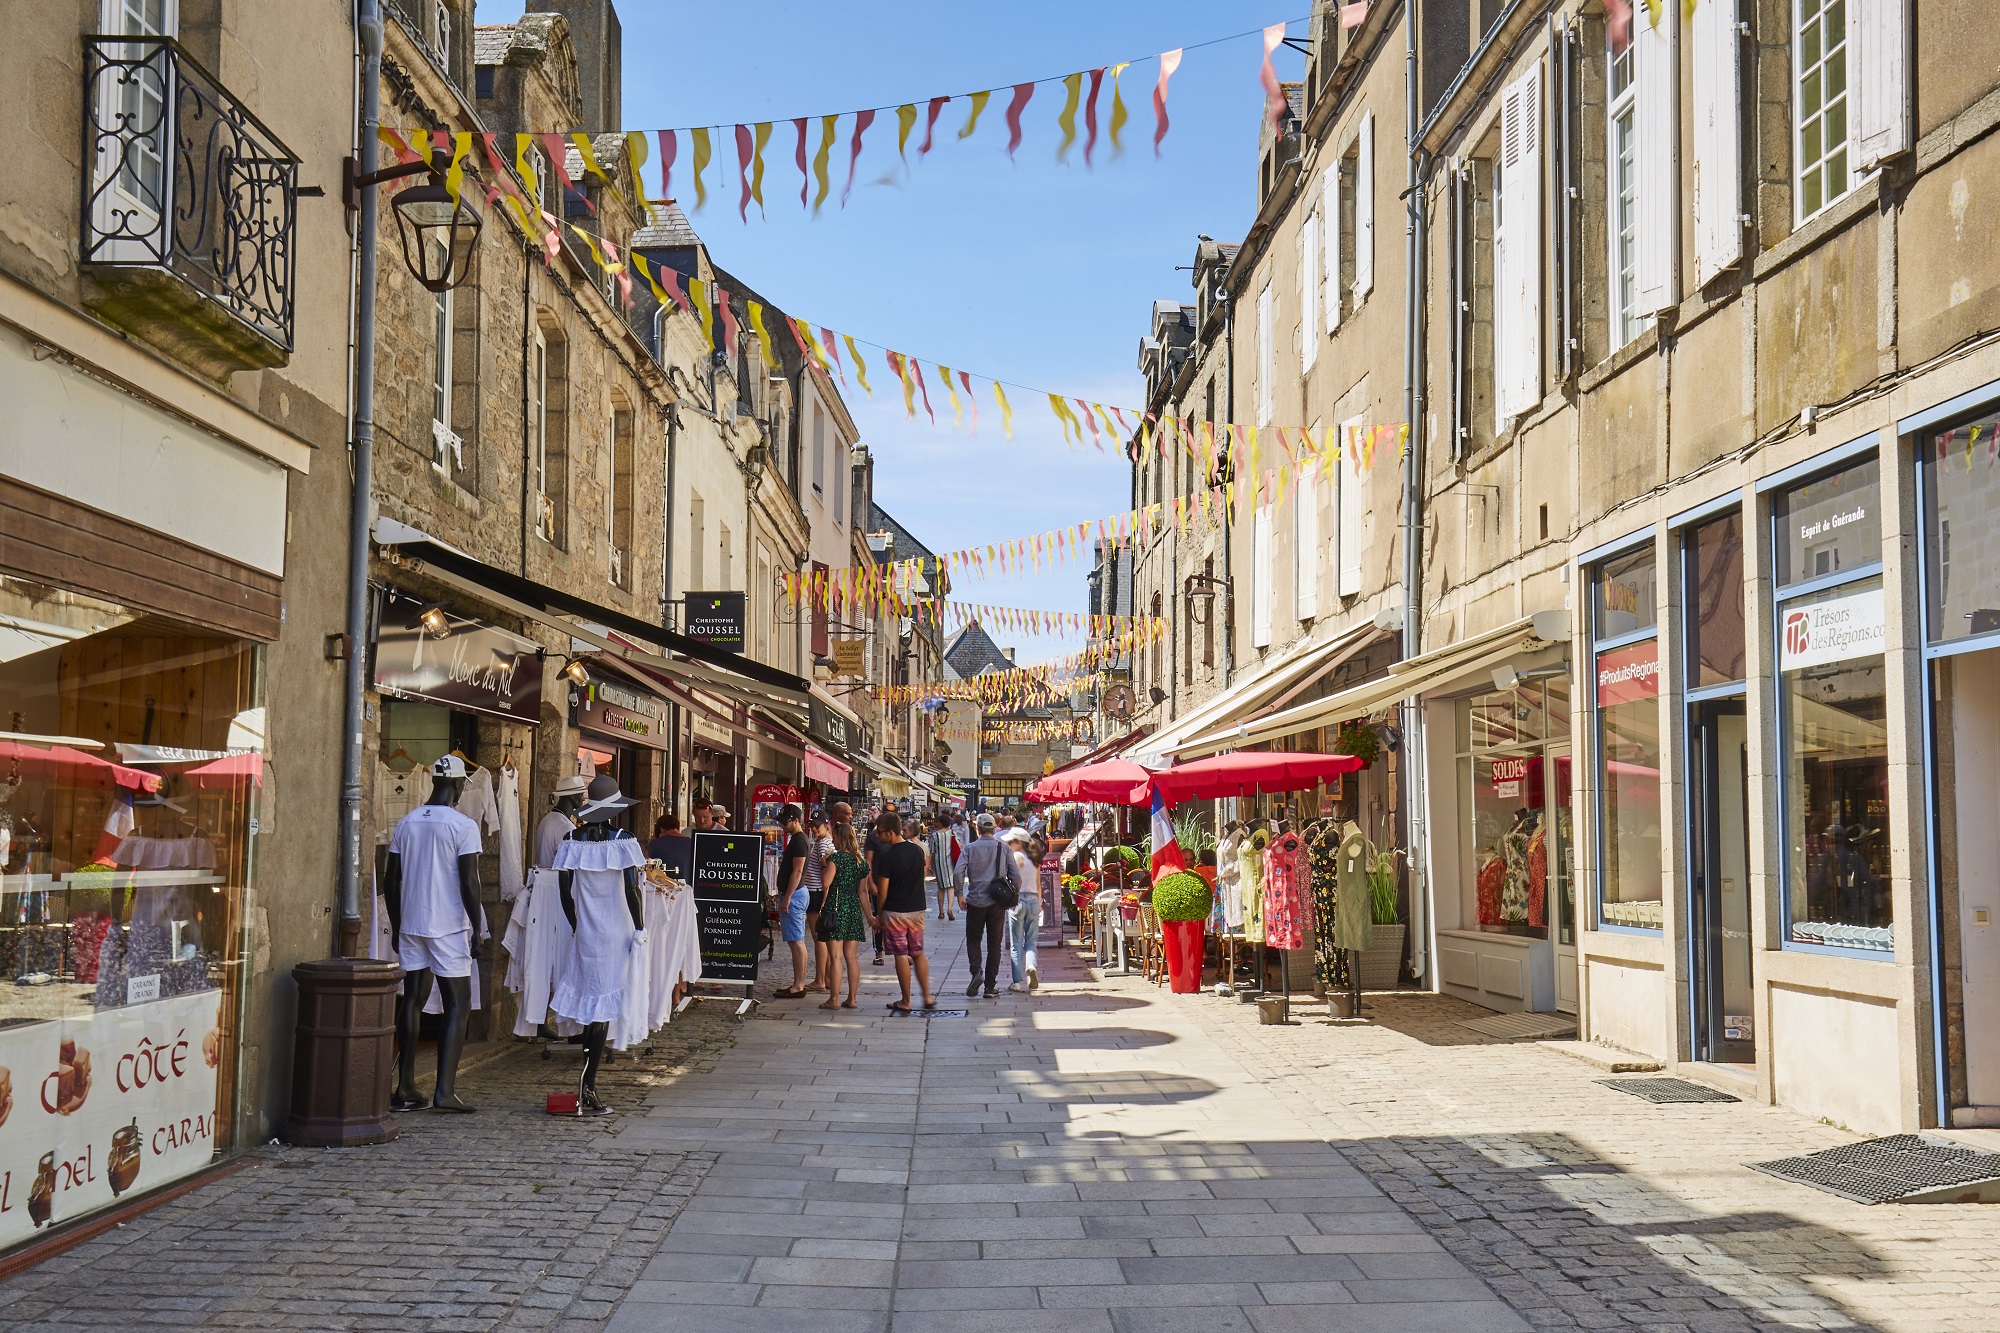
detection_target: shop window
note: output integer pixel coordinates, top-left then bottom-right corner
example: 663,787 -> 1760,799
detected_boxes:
607,397 -> 634,588
0,574 -> 263,1246
1457,677 -> 1573,939
1920,405 -> 2000,646
1591,545 -> 1663,931
1684,511 -> 1747,685
1772,457 -> 1889,954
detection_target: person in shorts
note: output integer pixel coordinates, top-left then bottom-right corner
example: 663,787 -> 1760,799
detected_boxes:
772,805 -> 812,998
869,811 -> 936,1012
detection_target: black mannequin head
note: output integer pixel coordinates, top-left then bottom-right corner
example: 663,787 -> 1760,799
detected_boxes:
427,754 -> 470,807
553,773 -> 588,818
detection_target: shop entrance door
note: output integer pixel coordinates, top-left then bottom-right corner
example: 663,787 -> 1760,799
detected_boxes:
1549,747 -> 1578,1012
1687,698 -> 1754,1065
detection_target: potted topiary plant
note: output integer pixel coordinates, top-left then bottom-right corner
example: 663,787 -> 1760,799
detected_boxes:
1151,871 -> 1214,993
1356,848 -> 1406,989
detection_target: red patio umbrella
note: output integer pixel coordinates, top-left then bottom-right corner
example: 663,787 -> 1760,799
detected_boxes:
185,751 -> 264,788
0,741 -> 161,792
1023,759 -> 1154,805
1149,751 -> 1365,803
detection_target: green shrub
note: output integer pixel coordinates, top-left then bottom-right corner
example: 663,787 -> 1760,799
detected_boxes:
1151,870 -> 1214,922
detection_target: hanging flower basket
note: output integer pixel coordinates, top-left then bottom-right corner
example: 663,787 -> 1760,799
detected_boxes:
1333,721 -> 1381,768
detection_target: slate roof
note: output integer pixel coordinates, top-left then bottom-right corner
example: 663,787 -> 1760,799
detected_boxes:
630,201 -> 700,249
868,503 -> 937,568
944,622 -> 1012,680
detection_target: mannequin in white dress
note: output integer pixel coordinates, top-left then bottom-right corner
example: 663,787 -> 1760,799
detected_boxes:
553,775 -> 645,1115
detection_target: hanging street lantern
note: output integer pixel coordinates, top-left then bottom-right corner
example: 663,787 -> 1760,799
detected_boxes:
389,181 -> 482,293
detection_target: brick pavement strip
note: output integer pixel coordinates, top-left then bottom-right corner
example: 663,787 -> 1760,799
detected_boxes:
0,1008 -> 740,1331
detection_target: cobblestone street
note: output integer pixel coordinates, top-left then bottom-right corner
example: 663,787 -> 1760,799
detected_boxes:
4,928 -> 1999,1332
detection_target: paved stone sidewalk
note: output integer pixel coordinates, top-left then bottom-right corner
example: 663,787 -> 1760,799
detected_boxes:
601,931 -> 1531,1333
0,1004 -> 741,1330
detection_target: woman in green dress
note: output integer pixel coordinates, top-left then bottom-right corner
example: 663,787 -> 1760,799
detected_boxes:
819,818 -> 870,1010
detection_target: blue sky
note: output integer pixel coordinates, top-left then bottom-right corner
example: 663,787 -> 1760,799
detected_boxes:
486,1 -> 1307,664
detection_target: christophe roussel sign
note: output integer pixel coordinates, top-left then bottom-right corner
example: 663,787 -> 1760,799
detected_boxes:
684,592 -> 746,654
374,592 -> 543,724
690,831 -> 764,986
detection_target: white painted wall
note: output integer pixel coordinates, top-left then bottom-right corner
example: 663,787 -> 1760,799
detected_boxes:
1770,985 -> 1903,1134
1586,958 -> 1668,1058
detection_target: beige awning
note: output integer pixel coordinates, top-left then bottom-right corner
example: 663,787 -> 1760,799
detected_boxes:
1177,616 -> 1561,757
1124,622 -> 1386,768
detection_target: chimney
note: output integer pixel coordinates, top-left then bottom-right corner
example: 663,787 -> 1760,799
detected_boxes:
527,0 -> 623,133
1003,648 -> 1015,663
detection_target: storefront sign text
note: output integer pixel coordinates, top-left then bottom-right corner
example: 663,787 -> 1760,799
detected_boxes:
1595,642 -> 1661,707
690,831 -> 765,985
375,594 -> 542,724
685,592 -> 746,654
1780,586 -> 1886,670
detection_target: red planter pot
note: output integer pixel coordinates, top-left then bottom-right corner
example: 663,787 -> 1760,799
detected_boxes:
1161,919 -> 1207,993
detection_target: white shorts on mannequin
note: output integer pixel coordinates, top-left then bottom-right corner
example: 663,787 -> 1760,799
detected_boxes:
399,930 -> 473,978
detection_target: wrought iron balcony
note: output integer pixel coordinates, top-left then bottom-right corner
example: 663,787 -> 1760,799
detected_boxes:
81,35 -> 299,377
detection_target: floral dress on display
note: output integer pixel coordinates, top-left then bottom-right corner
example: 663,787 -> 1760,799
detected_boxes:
1261,831 -> 1313,952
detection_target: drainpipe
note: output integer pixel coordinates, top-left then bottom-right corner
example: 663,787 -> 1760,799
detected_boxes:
333,0 -> 383,956
1400,0 -> 1432,988
1221,289 -> 1237,687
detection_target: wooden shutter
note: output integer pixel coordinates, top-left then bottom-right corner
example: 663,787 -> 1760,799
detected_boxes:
1256,284 -> 1275,425
1633,9 -> 1676,313
1354,110 -> 1375,299
1853,0 -> 1910,167
1300,213 -> 1320,372
1495,65 -> 1543,429
1339,414 -> 1365,596
1323,167 -> 1342,332
1295,463 -> 1319,620
1251,506 -> 1274,647
1690,0 -> 1742,286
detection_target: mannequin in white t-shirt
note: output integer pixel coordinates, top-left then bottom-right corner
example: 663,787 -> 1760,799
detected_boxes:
384,754 -> 484,1113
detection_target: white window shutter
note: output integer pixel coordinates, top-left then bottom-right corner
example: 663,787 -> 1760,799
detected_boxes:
1354,110 -> 1375,298
1295,464 -> 1319,620
1300,214 -> 1320,372
1338,414 -> 1365,596
1853,0 -> 1910,167
1257,284 -> 1275,425
1252,507 -> 1274,647
1633,10 -> 1676,313
1690,0 -> 1742,286
1495,66 -> 1543,429
1323,167 -> 1342,332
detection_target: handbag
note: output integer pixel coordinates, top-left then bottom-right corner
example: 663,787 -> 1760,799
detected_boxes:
986,847 -> 1021,911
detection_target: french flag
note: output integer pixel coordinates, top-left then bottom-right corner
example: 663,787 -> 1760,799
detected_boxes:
1149,787 -> 1185,881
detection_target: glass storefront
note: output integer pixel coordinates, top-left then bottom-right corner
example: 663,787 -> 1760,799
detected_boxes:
1772,458 -> 1889,954
0,574 -> 261,1244
1457,677 -> 1572,939
1591,546 -> 1663,931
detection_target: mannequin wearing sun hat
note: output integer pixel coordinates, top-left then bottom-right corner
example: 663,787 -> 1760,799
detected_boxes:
385,754 -> 484,1113
552,774 -> 646,1115
536,773 -> 590,869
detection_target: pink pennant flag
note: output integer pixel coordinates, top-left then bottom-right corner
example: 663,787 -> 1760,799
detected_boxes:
1076,400 -> 1102,450
910,356 -> 937,423
959,370 -> 979,433
716,287 -> 740,354
1261,24 -> 1289,133
1005,82 -> 1034,159
539,133 -> 591,214
842,109 -> 875,205
1153,50 -> 1182,157
920,95 -> 948,156
1605,0 -> 1634,52
657,129 -> 677,201
820,327 -> 847,386
1082,67 -> 1106,168
1340,0 -> 1370,30
735,124 -> 755,221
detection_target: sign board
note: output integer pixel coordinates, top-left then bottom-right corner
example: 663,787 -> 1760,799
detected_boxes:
578,678 -> 669,751
1594,641 -> 1662,708
690,831 -> 765,985
1486,754 -> 1545,807
751,784 -> 803,804
1779,586 -> 1886,670
685,592 -> 746,654
0,990 -> 221,1248
830,639 -> 868,677
374,592 -> 542,724
939,777 -> 980,807
808,696 -> 853,753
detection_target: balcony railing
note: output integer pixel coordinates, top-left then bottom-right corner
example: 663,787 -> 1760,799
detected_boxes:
81,35 -> 298,371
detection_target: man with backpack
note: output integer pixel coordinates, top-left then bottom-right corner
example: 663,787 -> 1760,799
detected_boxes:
954,812 -> 1020,999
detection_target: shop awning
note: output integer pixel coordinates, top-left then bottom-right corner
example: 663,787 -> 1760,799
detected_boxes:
375,520 -> 809,720
1150,750 -> 1366,803
1024,759 -> 1153,805
877,769 -> 913,798
1179,615 -> 1564,757
1047,724 -> 1153,780
804,746 -> 851,787
1125,622 -> 1388,767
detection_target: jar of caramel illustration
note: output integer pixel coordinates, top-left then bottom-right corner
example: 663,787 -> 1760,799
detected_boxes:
108,1119 -> 142,1196
27,1151 -> 55,1228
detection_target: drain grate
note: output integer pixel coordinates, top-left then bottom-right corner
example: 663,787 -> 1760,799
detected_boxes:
887,1008 -> 968,1019
1597,1077 -> 1741,1104
1751,1135 -> 2000,1204
1458,1011 -> 1578,1041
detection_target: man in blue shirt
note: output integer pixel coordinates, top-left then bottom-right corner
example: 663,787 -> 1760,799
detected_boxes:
954,813 -> 1020,999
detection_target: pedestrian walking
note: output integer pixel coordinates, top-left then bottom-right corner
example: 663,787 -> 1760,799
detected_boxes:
999,827 -> 1042,993
818,818 -> 868,1010
644,813 -> 693,882
926,813 -> 957,921
804,811 -> 834,993
869,812 -> 936,1012
772,805 -> 812,999
954,812 -> 1020,999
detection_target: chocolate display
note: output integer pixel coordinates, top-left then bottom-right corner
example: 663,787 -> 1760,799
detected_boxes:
108,1118 -> 142,1195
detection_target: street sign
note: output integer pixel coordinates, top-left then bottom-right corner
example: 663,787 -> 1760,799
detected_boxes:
685,591 -> 746,654
831,638 -> 867,677
690,830 -> 765,984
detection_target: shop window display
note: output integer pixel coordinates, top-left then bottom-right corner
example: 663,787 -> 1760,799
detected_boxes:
1921,406 -> 2000,646
0,575 -> 259,1244
1458,678 -> 1572,938
1591,545 -> 1664,931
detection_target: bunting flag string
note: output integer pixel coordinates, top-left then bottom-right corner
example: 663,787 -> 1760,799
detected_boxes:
389,17 -> 1319,225
983,718 -> 1088,744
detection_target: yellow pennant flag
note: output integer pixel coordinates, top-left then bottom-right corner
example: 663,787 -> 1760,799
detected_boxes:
745,301 -> 778,368
896,103 -> 918,160
1108,62 -> 1131,156
959,90 -> 992,139
570,132 -> 609,183
1048,394 -> 1080,445
993,382 -> 1015,438
844,334 -> 872,395
624,131 -> 651,215
690,127 -> 712,210
443,132 -> 473,207
937,364 -> 963,428
686,276 -> 715,352
1056,72 -> 1083,161
813,115 -> 837,214
750,122 -> 773,213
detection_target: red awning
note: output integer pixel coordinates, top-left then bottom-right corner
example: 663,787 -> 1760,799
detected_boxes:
0,741 -> 160,792
1024,760 -> 1154,805
804,746 -> 851,788
1149,751 -> 1365,803
186,751 -> 264,788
